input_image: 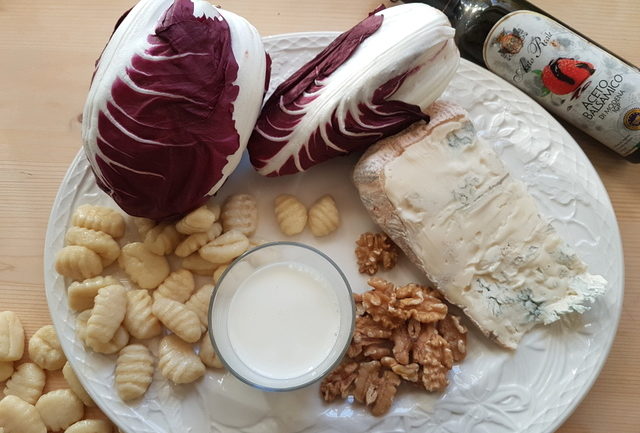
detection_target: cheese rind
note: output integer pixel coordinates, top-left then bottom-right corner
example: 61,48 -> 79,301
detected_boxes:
354,102 -> 607,349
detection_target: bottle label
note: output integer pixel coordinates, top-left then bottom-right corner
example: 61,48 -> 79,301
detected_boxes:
483,11 -> 640,157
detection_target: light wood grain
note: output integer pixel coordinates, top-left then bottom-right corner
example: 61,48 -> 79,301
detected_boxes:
0,0 -> 638,431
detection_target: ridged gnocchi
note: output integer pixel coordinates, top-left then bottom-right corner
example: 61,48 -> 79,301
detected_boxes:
174,223 -> 222,258
28,325 -> 66,371
0,311 -> 24,361
152,296 -> 202,343
132,217 -> 155,238
158,335 -> 205,384
35,389 -> 84,431
0,360 -> 13,381
86,284 -> 127,345
115,344 -> 154,401
3,362 -> 45,404
118,242 -> 170,289
65,227 -> 120,267
0,395 -> 46,433
185,284 -> 214,333
199,230 -> 249,264
156,269 -> 195,303
123,290 -> 162,340
221,194 -> 258,236
55,246 -> 103,281
308,195 -> 340,237
76,310 -> 129,355
64,420 -> 113,433
67,276 -> 119,312
274,194 -> 307,236
144,223 -> 182,256
71,204 -> 125,239
199,332 -> 223,369
62,362 -> 94,407
176,206 -> 217,235
182,253 -> 218,276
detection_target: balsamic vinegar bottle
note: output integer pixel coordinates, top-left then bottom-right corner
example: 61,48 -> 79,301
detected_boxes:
401,0 -> 640,162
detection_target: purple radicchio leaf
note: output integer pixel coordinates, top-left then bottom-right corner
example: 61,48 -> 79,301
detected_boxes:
82,0 -> 267,220
247,4 -> 458,177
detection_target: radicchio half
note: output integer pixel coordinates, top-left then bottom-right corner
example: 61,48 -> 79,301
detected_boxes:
248,4 -> 459,177
82,0 -> 267,219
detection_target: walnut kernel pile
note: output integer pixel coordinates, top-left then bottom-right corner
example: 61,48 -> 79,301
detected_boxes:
355,232 -> 398,275
320,278 -> 467,416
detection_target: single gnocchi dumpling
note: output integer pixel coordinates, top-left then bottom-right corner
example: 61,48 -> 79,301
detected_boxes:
152,296 -> 202,343
118,242 -> 170,289
71,204 -> 125,239
174,223 -> 222,258
212,264 -> 229,284
67,275 -> 119,312
185,285 -> 215,333
123,290 -> 162,340
144,223 -> 182,256
158,335 -> 205,384
199,332 -> 223,369
76,310 -> 129,355
0,311 -> 25,361
308,195 -> 340,237
62,362 -> 94,407
28,325 -> 66,371
63,419 -> 114,433
86,284 -> 127,345
199,230 -> 249,264
274,194 -> 307,236
182,253 -> 219,276
176,206 -> 217,235
0,360 -> 13,381
115,344 -> 154,401
35,389 -> 84,431
64,227 -> 120,267
221,194 -> 258,237
156,269 -> 195,303
55,246 -> 104,281
3,362 -> 46,404
0,395 -> 47,433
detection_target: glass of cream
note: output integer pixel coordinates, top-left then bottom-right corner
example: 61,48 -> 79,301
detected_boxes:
209,242 -> 355,391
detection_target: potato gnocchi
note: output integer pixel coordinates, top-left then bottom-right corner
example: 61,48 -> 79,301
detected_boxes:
3,362 -> 46,404
118,242 -> 170,289
185,285 -> 214,333
35,389 -> 84,431
65,227 -> 120,267
221,194 -> 258,237
176,206 -> 217,235
152,296 -> 202,343
174,223 -> 222,258
144,223 -> 182,256
182,253 -> 219,276
274,194 -> 307,236
0,395 -> 47,433
132,217 -> 155,239
156,269 -> 195,303
158,335 -> 205,384
62,362 -> 94,407
308,195 -> 340,237
76,310 -> 129,355
199,332 -> 223,369
123,290 -> 162,340
115,344 -> 154,401
86,284 -> 127,345
55,246 -> 104,281
28,325 -> 66,371
71,204 -> 125,239
199,230 -> 249,264
0,311 -> 24,361
64,420 -> 113,433
212,264 -> 229,284
67,276 -> 119,312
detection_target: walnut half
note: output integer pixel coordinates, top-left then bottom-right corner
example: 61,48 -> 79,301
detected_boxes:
355,232 -> 398,275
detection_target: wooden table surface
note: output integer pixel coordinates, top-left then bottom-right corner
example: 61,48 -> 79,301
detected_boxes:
1,0 -> 638,431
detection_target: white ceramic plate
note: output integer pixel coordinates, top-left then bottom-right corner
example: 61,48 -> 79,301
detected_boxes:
44,32 -> 623,433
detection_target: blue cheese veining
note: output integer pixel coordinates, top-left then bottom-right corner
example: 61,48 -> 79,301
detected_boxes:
355,102 -> 607,349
